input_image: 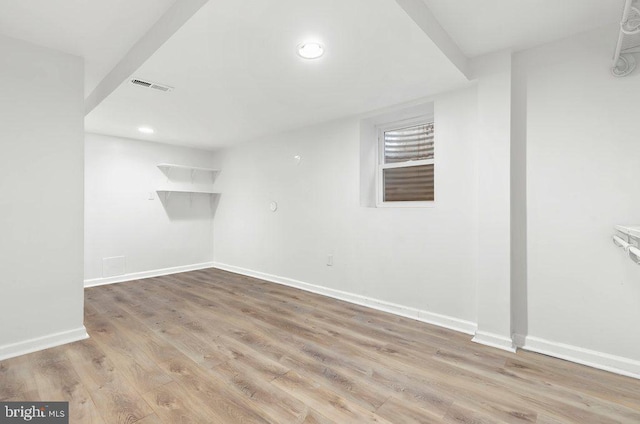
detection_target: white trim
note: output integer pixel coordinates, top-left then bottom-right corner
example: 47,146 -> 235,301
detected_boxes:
375,201 -> 435,208
472,331 -> 517,353
84,262 -> 215,287
515,334 -> 640,380
0,327 -> 89,362
212,262 -> 477,335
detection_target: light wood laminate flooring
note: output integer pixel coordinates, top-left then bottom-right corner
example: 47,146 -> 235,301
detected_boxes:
1,268 -> 639,423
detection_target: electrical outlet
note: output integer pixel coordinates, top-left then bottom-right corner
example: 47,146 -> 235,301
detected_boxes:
327,254 -> 333,266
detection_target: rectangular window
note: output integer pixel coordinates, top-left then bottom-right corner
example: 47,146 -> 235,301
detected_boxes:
377,120 -> 434,206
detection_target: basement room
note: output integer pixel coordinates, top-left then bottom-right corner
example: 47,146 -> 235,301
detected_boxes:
1,0 -> 639,422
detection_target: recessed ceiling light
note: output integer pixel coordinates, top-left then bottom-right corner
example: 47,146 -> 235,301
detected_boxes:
297,42 -> 325,60
138,127 -> 154,134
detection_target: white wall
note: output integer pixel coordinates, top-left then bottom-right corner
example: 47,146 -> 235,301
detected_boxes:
517,26 -> 640,368
212,86 -> 479,329
210,25 -> 640,377
0,35 -> 85,359
84,133 -> 216,285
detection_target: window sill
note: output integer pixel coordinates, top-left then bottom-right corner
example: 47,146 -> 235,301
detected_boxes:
376,201 -> 435,208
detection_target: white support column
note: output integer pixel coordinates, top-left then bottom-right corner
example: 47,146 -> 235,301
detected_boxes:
471,50 -> 516,352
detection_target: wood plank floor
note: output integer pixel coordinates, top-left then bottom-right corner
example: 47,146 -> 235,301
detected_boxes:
1,268 -> 639,423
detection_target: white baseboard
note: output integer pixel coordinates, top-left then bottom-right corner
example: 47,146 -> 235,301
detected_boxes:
515,334 -> 640,380
84,262 -> 215,287
212,262 -> 477,335
0,326 -> 89,362
472,331 -> 517,353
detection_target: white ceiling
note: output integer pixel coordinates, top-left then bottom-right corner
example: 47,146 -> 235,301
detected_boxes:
84,0 -> 469,150
423,0 -> 622,57
2,1 -> 622,149
0,0 -> 178,95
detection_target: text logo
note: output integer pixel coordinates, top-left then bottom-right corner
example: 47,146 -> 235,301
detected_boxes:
0,402 -> 68,423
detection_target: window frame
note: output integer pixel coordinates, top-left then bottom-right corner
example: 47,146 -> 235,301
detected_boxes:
376,115 -> 435,208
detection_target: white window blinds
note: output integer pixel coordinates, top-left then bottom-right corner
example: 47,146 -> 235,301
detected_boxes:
384,123 -> 434,163
381,123 -> 434,202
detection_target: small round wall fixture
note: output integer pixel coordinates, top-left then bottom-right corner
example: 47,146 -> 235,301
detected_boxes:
270,201 -> 278,212
297,42 -> 325,60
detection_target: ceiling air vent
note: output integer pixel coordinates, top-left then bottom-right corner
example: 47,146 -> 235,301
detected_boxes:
150,84 -> 171,92
130,78 -> 173,92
